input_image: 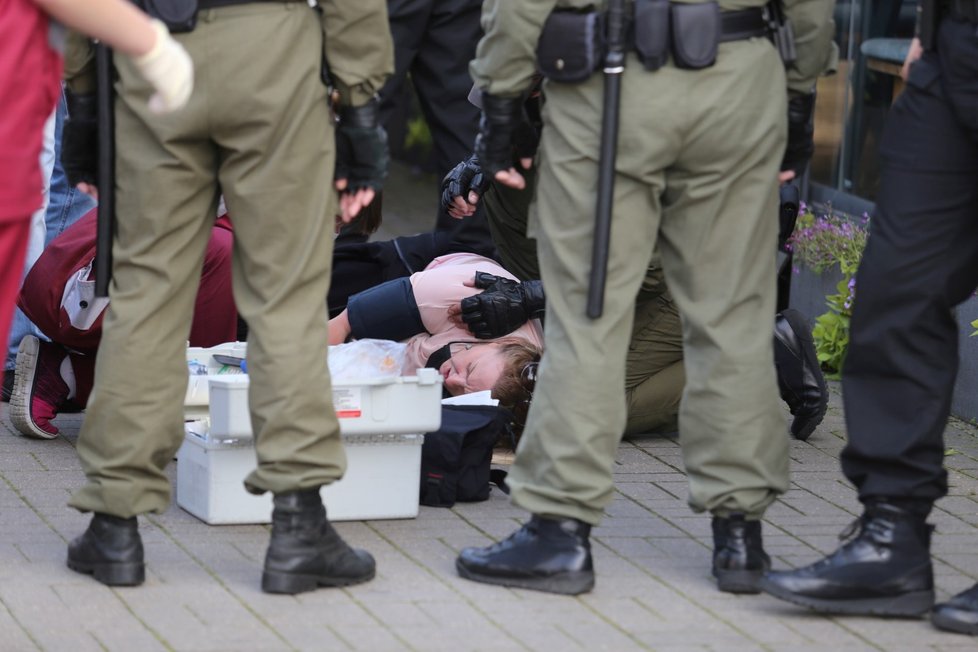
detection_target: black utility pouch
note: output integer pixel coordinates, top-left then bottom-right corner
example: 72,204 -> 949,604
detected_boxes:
536,11 -> 605,83
138,0 -> 198,33
670,1 -> 720,69
633,0 -> 671,71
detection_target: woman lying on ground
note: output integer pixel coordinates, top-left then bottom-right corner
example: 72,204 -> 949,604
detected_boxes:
328,251 -> 542,410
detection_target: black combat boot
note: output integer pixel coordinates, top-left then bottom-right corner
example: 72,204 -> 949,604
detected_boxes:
760,502 -> 934,616
774,309 -> 829,441
932,583 -> 978,635
67,513 -> 145,586
456,514 -> 594,595
712,514 -> 770,593
261,489 -> 376,594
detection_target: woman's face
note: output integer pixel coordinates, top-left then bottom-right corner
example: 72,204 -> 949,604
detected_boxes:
438,343 -> 508,396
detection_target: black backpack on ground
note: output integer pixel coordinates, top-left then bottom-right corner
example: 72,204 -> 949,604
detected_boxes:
419,405 -> 512,508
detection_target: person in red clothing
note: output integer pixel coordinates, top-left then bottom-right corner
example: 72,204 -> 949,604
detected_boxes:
9,207 -> 237,439
0,0 -> 193,402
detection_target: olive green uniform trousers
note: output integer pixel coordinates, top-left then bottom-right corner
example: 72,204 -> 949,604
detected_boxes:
70,4 -> 344,516
509,40 -> 789,524
486,178 -> 684,437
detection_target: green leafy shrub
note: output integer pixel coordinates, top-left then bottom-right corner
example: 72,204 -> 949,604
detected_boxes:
788,206 -> 869,376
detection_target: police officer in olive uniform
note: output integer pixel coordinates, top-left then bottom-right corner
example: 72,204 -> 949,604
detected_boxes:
444,158 -> 829,440
762,1 -> 978,635
60,0 -> 394,593
454,0 -> 835,595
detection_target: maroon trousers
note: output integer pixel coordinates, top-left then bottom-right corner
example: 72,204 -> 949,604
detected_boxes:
17,208 -> 237,406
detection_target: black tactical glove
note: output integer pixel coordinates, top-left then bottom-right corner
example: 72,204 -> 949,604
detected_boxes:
460,272 -> 546,339
62,89 -> 98,188
780,92 -> 816,178
440,154 -> 489,212
513,91 -> 543,161
474,93 -> 526,178
335,97 -> 389,193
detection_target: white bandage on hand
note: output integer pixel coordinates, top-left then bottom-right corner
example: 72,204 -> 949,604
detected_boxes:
132,19 -> 194,114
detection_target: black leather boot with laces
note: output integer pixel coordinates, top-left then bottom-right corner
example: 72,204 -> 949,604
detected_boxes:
712,514 -> 770,594
67,513 -> 145,586
456,514 -> 594,595
932,583 -> 978,635
262,489 -> 376,594
760,502 -> 934,616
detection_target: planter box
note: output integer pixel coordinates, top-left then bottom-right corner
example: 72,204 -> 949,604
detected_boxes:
789,265 -> 978,424
787,264 -> 844,325
953,295 -> 978,424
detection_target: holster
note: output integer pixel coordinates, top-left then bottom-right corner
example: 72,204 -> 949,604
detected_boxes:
136,0 -> 198,33
633,0 -> 670,71
669,1 -> 720,69
536,10 -> 605,83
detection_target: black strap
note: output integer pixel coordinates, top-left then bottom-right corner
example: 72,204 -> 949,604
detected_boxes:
719,7 -> 769,43
198,0 -> 303,10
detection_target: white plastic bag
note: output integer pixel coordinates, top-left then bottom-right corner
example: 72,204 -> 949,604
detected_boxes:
328,339 -> 408,382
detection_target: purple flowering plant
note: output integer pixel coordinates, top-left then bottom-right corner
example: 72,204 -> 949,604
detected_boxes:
787,205 -> 870,377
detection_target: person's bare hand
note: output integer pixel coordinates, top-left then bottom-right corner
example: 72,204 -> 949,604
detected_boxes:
335,178 -> 376,223
77,182 -> 98,199
493,157 -> 533,190
779,170 -> 796,185
328,310 -> 352,345
901,37 -> 923,81
448,191 -> 481,219
447,302 -> 466,327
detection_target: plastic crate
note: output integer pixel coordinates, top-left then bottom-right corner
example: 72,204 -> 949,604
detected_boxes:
176,422 -> 424,524
208,368 -> 443,438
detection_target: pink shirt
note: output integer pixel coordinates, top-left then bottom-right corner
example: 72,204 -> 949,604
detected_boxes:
403,253 -> 544,373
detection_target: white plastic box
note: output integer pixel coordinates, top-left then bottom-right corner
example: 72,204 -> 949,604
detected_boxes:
176,426 -> 425,524
208,369 -> 444,438
176,369 -> 443,524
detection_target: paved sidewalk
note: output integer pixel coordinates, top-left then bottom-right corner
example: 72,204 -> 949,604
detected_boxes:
4,165 -> 978,650
2,386 -> 978,651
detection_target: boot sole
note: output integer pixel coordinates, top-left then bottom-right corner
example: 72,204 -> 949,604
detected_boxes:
791,399 -> 828,442
716,568 -> 764,594
455,558 -> 595,596
760,577 -> 934,616
10,336 -> 58,440
261,567 -> 376,594
931,609 -> 978,635
67,556 -> 145,587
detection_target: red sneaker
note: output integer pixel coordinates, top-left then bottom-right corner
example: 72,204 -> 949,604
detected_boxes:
9,336 -> 69,439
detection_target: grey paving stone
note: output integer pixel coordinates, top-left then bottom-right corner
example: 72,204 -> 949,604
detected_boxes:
4,347 -> 978,650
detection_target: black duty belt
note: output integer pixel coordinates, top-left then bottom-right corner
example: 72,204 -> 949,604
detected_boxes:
198,0 -> 305,10
719,7 -> 770,42
622,7 -> 770,52
948,0 -> 978,23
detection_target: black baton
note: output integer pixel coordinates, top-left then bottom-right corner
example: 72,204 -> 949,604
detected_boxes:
587,0 -> 627,319
94,43 -> 115,298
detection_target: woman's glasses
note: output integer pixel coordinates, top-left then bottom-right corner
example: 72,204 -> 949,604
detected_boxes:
506,361 -> 539,448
